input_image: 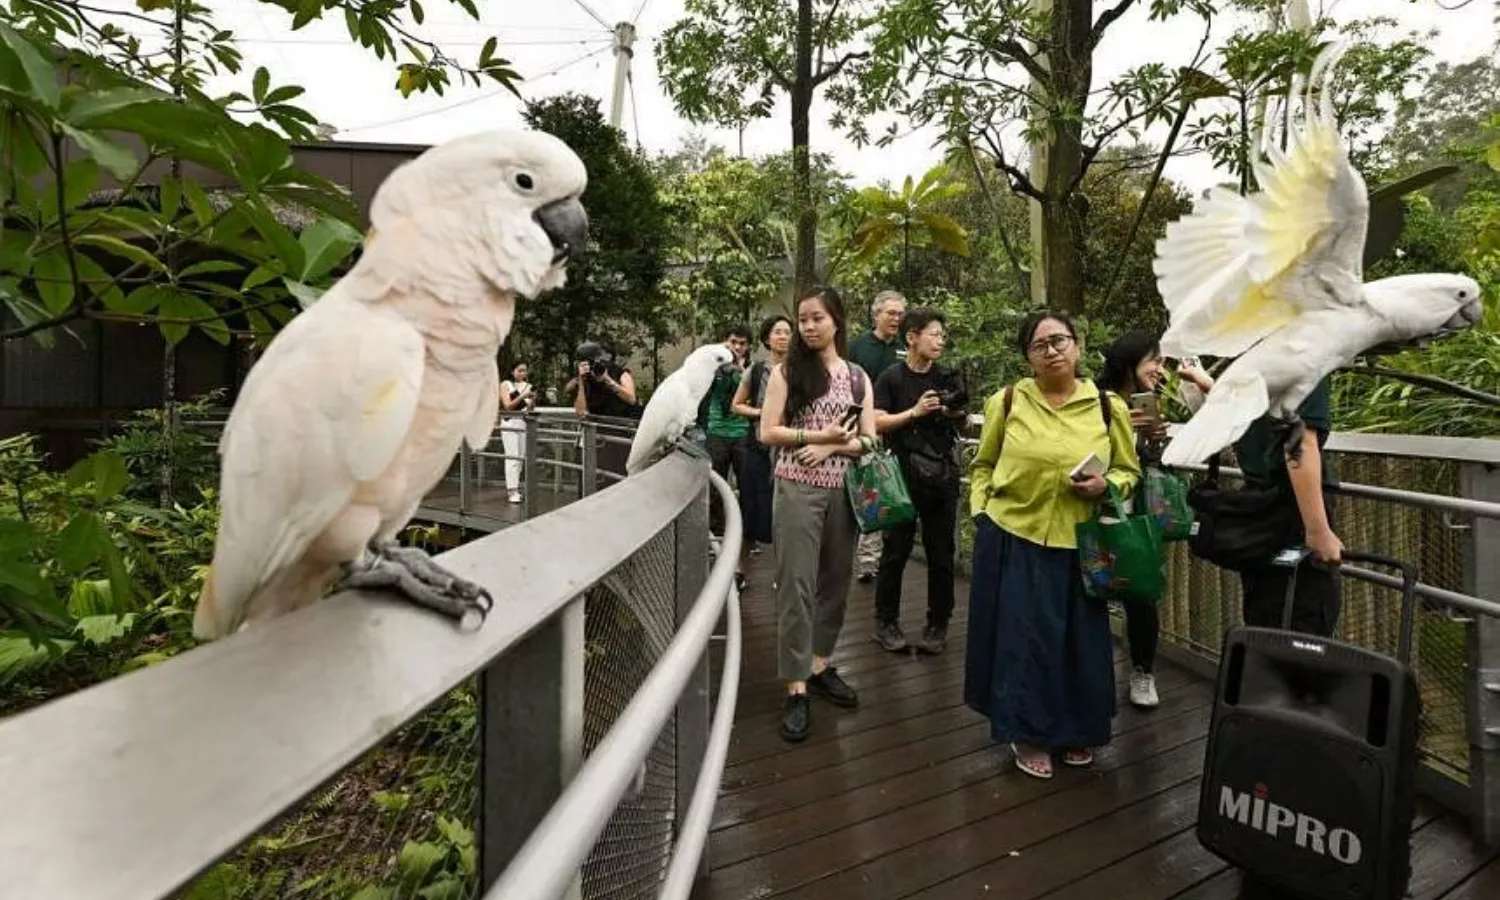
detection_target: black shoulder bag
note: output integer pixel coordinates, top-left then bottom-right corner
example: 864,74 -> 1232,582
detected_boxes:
1186,454 -> 1304,572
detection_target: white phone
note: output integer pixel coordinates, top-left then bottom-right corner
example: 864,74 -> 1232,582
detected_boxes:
1069,453 -> 1105,482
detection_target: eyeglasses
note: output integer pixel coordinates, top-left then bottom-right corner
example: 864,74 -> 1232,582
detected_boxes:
1027,333 -> 1075,356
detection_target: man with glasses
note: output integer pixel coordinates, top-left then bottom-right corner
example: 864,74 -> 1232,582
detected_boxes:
848,290 -> 907,582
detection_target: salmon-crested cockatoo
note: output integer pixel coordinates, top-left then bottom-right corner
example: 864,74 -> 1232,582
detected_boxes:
194,129 -> 588,640
1155,44 -> 1481,467
625,344 -> 736,474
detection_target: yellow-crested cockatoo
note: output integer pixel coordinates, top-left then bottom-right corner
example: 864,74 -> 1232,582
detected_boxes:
1155,44 -> 1481,467
193,129 -> 588,640
625,343 -> 736,474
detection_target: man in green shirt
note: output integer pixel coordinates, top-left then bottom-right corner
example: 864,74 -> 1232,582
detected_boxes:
706,325 -> 752,542
1233,377 -> 1342,637
848,290 -> 906,581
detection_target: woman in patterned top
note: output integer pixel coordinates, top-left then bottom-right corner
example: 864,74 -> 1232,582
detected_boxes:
759,287 -> 876,743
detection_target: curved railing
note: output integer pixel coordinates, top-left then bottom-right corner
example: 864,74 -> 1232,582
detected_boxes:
0,426 -> 743,899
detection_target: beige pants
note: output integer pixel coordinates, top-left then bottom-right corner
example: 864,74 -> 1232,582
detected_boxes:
774,479 -> 857,680
857,530 -> 883,577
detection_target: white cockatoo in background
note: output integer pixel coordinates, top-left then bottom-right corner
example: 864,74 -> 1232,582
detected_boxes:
625,343 -> 737,474
193,129 -> 589,640
1155,44 -> 1482,467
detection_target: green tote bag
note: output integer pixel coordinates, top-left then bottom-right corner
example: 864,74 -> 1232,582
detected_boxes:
1076,483 -> 1165,603
845,447 -> 917,534
1141,465 -> 1194,542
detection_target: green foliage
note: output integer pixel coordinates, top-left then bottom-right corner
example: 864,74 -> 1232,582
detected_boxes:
845,163 -> 970,288
96,390 -> 225,503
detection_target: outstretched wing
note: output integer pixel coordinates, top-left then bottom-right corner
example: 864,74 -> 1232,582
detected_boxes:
196,291 -> 425,638
1160,366 -> 1270,466
1155,43 -> 1368,358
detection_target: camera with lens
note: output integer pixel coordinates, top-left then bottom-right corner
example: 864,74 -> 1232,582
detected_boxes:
575,341 -> 614,380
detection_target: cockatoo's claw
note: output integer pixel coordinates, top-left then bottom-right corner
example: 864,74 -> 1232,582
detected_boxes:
337,541 -> 494,631
672,435 -> 712,464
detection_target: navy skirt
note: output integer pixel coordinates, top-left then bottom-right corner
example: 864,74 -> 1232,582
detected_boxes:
741,445 -> 775,545
964,515 -> 1116,748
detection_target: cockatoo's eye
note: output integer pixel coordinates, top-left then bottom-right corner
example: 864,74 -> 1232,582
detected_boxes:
1458,290 -> 1469,300
514,173 -> 535,191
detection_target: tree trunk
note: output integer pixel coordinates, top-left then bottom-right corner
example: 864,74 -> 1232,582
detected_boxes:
1033,0 -> 1093,314
161,0 -> 184,508
791,0 -> 816,298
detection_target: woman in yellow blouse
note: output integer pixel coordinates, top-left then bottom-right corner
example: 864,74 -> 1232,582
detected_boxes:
965,311 -> 1141,780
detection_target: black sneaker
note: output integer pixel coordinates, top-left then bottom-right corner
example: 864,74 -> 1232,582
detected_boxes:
917,624 -> 948,655
873,620 -> 907,652
780,693 -> 810,742
808,666 -> 859,708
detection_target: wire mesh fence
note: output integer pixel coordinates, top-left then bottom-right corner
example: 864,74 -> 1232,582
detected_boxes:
176,449 -> 691,899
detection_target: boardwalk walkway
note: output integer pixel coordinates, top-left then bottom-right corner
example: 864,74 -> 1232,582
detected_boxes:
705,552 -> 1500,900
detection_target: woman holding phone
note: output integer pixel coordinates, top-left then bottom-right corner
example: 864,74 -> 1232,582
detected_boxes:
759,287 -> 876,743
966,312 -> 1141,779
1096,331 -> 1214,707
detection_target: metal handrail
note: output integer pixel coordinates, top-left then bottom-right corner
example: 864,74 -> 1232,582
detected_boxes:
483,470 -> 743,899
0,455 -> 706,900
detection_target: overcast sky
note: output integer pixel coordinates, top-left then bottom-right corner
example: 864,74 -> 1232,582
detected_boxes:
195,0 -> 1496,191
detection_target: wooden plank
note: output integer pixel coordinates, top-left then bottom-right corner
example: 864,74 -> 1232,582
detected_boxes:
1440,855 -> 1500,899
732,648 -> 967,719
1039,829 -> 1226,900
1408,814 -> 1500,899
712,703 -> 1214,872
707,740 -> 1207,900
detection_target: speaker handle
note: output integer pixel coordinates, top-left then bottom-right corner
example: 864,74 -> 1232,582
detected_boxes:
1274,548 -> 1313,631
1339,551 -> 1420,665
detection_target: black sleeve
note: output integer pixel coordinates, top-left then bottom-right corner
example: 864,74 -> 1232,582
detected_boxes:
874,366 -> 900,412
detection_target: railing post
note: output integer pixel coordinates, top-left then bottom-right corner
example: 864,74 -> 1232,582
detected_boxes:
673,479 -> 713,889
581,421 -> 598,498
459,441 -> 472,515
479,599 -> 586,894
1463,461 -> 1500,847
523,414 -> 539,522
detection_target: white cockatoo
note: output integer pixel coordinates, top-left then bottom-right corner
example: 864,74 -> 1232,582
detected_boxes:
1155,44 -> 1482,467
193,129 -> 589,640
625,343 -> 737,474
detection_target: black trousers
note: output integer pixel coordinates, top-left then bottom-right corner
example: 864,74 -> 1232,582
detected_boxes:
707,434 -> 749,536
874,476 -> 958,628
1123,597 -> 1159,672
1239,560 -> 1342,637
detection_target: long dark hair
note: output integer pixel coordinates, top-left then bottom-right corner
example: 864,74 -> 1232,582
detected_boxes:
784,286 -> 848,423
1096,330 -> 1160,395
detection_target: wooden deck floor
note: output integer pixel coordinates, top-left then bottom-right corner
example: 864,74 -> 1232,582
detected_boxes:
706,551 -> 1500,899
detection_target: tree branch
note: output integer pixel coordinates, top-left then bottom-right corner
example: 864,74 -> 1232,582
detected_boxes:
981,130 -> 1046,202
1090,0 -> 1138,48
813,50 -> 868,87
0,307 -> 89,341
995,39 -> 1049,85
88,294 -> 294,327
758,51 -> 791,91
963,135 -> 1030,299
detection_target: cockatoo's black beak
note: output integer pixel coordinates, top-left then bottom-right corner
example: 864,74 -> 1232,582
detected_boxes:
534,197 -> 589,265
1438,298 -> 1483,335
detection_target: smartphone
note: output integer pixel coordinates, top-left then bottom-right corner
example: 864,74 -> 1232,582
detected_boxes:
1069,452 -> 1105,481
842,404 -> 862,428
1130,391 -> 1161,420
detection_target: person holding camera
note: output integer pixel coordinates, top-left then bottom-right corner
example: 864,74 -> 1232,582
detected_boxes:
499,361 -> 536,505
872,308 -> 967,655
570,341 -> 639,420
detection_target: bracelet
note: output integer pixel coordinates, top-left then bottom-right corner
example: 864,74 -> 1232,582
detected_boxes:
797,428 -> 805,447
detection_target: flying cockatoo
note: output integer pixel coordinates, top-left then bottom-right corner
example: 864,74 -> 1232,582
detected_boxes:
625,344 -> 737,474
193,129 -> 589,640
1155,44 -> 1481,467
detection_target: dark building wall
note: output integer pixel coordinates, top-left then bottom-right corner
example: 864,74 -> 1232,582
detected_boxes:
2,142 -> 426,466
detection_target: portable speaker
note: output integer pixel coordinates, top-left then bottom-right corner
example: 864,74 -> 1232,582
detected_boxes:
1197,551 -> 1421,900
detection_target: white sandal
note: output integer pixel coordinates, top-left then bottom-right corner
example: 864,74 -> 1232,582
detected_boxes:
1010,743 -> 1053,780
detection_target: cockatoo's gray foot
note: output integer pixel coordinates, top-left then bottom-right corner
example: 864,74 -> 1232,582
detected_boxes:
337,539 -> 494,630
1275,415 -> 1308,467
673,432 -> 712,464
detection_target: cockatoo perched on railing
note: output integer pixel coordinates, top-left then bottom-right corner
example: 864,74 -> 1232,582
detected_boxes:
625,344 -> 737,474
1155,44 -> 1481,467
193,130 -> 588,640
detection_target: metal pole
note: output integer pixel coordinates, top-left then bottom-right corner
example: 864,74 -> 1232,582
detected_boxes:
523,415 -> 539,522
582,422 -> 598,497
459,441 -> 472,516
673,483 -> 712,889
478,601 -> 586,893
608,22 -> 636,128
1462,461 -> 1500,847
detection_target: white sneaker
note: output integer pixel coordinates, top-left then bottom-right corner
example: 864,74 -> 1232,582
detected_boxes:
1129,668 -> 1159,708
508,491 -> 522,504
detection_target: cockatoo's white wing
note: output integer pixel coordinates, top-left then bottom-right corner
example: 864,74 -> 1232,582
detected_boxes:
201,292 -> 425,637
626,376 -> 692,474
1160,365 -> 1270,467
1155,44 -> 1368,358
